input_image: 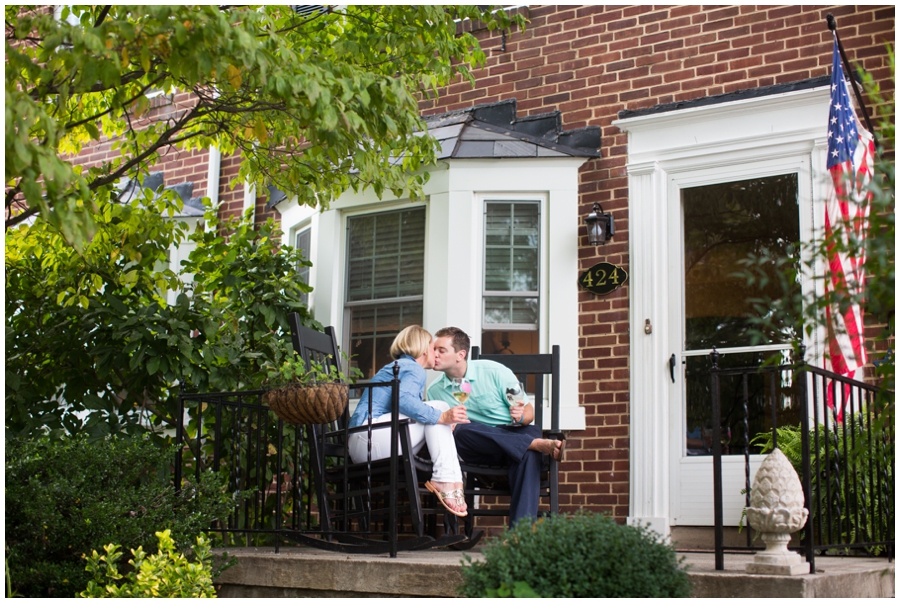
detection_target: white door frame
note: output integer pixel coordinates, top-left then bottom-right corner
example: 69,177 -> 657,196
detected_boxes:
615,85 -> 832,536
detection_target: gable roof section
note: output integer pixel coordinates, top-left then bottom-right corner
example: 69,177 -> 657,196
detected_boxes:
269,98 -> 602,209
424,98 -> 601,159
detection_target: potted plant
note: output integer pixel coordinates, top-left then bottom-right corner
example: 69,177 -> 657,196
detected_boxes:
262,354 -> 360,425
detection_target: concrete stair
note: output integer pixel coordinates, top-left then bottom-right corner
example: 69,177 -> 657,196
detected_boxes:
214,546 -> 894,598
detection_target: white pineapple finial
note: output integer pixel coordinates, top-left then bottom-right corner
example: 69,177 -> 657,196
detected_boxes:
744,448 -> 811,575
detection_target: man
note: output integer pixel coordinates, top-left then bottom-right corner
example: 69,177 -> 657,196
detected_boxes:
427,326 -> 565,525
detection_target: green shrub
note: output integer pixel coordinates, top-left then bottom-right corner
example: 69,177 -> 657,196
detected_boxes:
460,511 -> 692,598
78,530 -> 216,598
5,435 -> 242,597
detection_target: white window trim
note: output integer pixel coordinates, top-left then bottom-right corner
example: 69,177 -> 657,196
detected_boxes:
614,84 -> 832,535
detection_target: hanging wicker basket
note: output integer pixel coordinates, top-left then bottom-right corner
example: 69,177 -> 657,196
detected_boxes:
263,382 -> 349,425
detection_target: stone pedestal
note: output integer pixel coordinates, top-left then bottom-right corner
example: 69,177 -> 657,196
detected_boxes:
744,532 -> 810,575
744,448 -> 810,576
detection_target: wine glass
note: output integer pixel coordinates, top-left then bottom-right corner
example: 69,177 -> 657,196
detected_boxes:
450,378 -> 471,406
506,382 -> 526,424
505,382 -> 526,407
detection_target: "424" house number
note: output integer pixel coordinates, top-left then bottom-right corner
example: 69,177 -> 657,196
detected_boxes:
578,262 -> 628,295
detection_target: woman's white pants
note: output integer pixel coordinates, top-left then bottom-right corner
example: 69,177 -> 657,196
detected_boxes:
347,400 -> 462,483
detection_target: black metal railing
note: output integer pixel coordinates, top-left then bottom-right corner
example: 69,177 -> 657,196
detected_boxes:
174,375 -> 410,556
710,348 -> 894,572
174,388 -> 312,552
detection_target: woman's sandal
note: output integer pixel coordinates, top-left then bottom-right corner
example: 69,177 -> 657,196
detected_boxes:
425,481 -> 468,517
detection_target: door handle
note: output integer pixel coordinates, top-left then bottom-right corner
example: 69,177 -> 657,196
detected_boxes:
669,354 -> 677,383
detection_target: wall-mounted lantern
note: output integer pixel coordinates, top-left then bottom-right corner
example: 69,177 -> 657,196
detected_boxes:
585,202 -> 614,245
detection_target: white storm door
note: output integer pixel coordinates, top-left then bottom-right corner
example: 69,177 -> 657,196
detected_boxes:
668,159 -> 812,527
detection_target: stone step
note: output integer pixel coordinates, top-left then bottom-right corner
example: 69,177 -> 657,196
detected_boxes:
214,546 -> 894,598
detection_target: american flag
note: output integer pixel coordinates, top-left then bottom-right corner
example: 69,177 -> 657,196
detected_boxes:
824,37 -> 874,416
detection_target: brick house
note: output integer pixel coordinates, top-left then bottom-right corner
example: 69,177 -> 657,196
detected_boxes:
70,5 -> 895,540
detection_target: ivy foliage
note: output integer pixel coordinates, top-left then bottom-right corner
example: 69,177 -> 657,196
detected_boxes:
5,200 -> 313,440
6,5 -> 524,248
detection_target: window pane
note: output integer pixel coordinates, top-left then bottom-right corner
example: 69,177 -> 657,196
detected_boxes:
682,174 -> 800,350
484,201 -> 540,329
347,207 -> 425,302
481,330 -> 539,355
684,350 -> 800,456
512,204 -> 539,247
484,297 -> 538,327
348,301 -> 423,380
295,228 -> 311,305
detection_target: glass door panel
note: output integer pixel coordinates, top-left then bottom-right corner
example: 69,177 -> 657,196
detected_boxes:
684,350 -> 802,456
681,173 -> 801,455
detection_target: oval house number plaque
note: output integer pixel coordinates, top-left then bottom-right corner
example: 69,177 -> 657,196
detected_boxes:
578,261 -> 628,295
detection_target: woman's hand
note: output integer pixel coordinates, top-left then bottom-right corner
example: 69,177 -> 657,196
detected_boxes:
438,405 -> 469,425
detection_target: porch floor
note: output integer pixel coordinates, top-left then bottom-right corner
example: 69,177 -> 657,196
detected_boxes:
214,544 -> 894,598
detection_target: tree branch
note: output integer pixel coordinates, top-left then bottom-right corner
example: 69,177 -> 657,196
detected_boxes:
93,5 -> 111,28
61,73 -> 167,132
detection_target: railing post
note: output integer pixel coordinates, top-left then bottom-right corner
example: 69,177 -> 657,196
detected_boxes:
710,347 -> 724,571
549,345 -> 562,515
795,344 -> 815,573
389,361 -> 400,558
275,417 -> 284,554
175,383 -> 186,495
742,374 -> 751,549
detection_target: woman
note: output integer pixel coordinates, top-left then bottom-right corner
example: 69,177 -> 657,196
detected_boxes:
348,325 -> 469,517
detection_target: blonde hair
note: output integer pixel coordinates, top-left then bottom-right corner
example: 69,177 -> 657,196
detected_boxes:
390,325 -> 432,360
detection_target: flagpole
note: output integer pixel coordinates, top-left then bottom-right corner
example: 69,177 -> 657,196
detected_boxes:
826,13 -> 879,149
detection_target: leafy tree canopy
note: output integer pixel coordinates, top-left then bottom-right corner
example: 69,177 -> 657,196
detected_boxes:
6,5 -> 523,248
5,200 -> 313,439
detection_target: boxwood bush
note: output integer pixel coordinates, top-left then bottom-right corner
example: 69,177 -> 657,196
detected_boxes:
460,511 -> 692,598
5,435 -> 242,598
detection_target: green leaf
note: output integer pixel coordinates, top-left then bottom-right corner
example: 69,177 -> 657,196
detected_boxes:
147,355 -> 160,376
83,121 -> 101,140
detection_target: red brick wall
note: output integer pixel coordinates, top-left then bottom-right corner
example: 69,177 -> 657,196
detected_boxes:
419,5 -> 895,521
68,91 -> 211,204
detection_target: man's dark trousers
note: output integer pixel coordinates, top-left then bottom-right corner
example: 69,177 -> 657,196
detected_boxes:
453,422 -> 542,526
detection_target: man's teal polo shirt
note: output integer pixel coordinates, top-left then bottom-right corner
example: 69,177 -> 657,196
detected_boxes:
427,359 -> 520,427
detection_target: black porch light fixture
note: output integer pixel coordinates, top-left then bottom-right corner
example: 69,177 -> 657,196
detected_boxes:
585,202 -> 614,245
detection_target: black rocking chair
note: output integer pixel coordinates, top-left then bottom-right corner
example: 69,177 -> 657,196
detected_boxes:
280,314 -> 469,555
462,345 -> 564,536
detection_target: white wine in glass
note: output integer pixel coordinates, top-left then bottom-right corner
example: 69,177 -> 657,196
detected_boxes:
451,378 -> 471,405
